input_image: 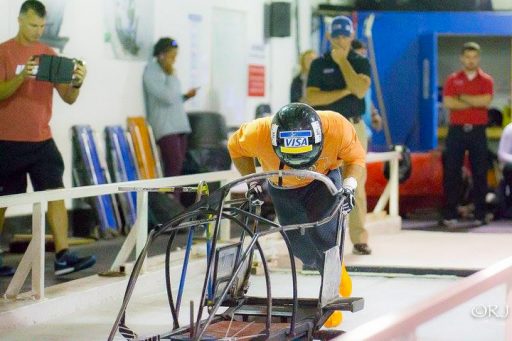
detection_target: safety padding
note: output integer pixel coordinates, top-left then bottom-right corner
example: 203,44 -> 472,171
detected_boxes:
367,151 -> 444,214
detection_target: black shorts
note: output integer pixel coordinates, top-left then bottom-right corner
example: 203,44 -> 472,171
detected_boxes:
0,139 -> 64,196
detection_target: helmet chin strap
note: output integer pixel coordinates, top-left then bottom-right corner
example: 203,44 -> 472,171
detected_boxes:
278,161 -> 285,187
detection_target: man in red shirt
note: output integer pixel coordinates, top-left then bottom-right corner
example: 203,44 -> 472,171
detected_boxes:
0,0 -> 95,276
441,42 -> 494,227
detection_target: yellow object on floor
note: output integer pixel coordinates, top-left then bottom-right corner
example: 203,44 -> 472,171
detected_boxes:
323,310 -> 343,328
324,263 -> 352,328
339,262 -> 352,297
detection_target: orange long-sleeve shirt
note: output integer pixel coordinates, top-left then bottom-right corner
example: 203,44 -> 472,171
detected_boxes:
228,110 -> 365,187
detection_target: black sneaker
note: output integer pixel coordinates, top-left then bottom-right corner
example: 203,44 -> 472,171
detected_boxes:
352,243 -> 372,255
473,213 -> 494,227
54,250 -> 96,276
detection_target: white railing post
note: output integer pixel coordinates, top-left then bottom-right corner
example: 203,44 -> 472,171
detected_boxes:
4,201 -> 46,299
31,201 -> 46,299
367,151 -> 400,217
136,191 -> 148,272
110,224 -> 137,271
373,182 -> 391,214
389,151 -> 399,217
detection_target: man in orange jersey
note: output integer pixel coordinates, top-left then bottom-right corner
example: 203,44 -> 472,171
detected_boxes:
228,103 -> 366,326
228,103 -> 365,326
228,102 -> 365,272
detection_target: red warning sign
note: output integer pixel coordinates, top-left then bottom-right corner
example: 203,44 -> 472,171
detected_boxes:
248,64 -> 265,97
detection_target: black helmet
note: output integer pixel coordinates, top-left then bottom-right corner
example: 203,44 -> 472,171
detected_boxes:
271,103 -> 323,168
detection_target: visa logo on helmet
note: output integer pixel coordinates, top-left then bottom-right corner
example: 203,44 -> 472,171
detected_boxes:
284,137 -> 308,147
279,130 -> 313,154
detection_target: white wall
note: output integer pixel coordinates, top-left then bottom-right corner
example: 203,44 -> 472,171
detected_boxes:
0,2 -> 10,42
437,35 -> 511,109
2,0 -> 314,216
492,0 -> 512,10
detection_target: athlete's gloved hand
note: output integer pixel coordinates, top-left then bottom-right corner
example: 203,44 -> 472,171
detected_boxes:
339,187 -> 356,215
246,181 -> 264,203
338,177 -> 357,215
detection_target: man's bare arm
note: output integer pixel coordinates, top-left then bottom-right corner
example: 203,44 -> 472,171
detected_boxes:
0,56 -> 36,101
55,84 -> 81,104
343,164 -> 365,185
306,87 -> 352,106
443,96 -> 472,110
0,74 -> 26,101
459,94 -> 492,108
336,58 -> 371,99
55,63 -> 87,105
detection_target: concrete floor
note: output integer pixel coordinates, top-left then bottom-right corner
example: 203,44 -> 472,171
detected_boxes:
0,271 -> 506,341
1,219 -> 511,340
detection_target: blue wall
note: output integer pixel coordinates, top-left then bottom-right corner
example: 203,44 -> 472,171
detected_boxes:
354,11 -> 512,151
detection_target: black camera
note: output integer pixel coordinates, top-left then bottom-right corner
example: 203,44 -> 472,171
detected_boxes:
34,54 -> 83,84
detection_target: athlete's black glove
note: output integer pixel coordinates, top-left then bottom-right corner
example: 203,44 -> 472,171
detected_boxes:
246,181 -> 264,204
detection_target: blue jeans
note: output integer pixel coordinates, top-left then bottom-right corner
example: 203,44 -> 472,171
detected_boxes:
267,169 -> 342,273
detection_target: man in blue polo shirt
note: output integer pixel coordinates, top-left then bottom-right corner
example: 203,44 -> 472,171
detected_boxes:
306,15 -> 372,255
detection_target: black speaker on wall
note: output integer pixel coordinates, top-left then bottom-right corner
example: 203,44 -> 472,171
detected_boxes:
269,2 -> 291,38
264,3 -> 271,39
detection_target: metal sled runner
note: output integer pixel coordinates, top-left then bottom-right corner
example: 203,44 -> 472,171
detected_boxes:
108,170 -> 365,340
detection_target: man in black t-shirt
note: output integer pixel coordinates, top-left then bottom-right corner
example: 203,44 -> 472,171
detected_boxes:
306,15 -> 372,255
